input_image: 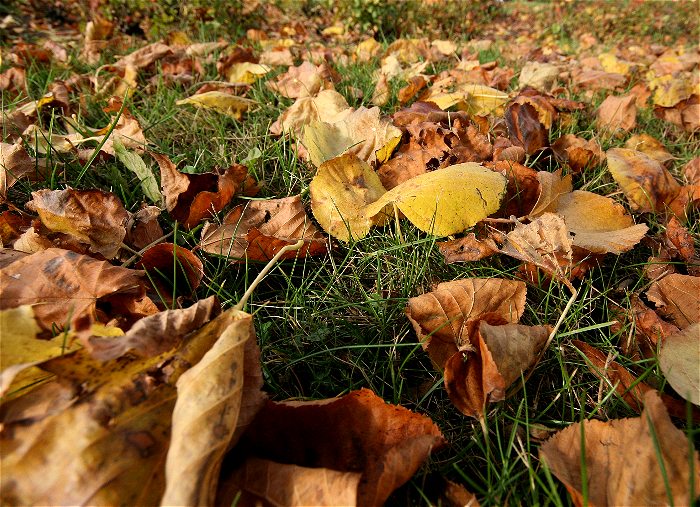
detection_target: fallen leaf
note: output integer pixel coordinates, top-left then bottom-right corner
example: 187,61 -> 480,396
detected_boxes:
303,106 -> 402,167
154,154 -> 255,229
176,91 -> 256,119
220,457 -> 361,506
266,60 -> 333,98
124,206 -> 164,251
270,89 -> 350,137
540,391 -> 700,507
1,142 -> 42,201
649,73 -> 695,107
224,62 -> 271,84
136,243 -> 203,303
219,388 -> 445,507
505,101 -> 548,155
200,195 -> 327,261
406,278 -> 526,369
646,274 -> 700,329
606,147 -> 681,213
26,188 -> 129,259
109,42 -> 172,72
623,133 -> 674,166
310,154 -> 390,242
518,61 -> 560,92
364,163 -> 507,237
596,94 -> 637,134
551,134 -> 603,173
528,170 -> 573,218
113,140 -> 162,205
355,37 -> 381,62
0,248 -> 156,336
658,324 -> 700,406
438,233 -> 499,264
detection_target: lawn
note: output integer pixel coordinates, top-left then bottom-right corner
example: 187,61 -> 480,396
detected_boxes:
1,0 -> 699,505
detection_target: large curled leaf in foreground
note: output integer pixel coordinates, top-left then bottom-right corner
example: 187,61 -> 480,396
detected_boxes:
310,154 -> 390,242
365,163 -> 506,237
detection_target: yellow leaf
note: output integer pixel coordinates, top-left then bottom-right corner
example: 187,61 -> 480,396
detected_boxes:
310,154 -> 390,242
648,73 -> 694,107
458,83 -> 509,116
176,92 -> 255,119
598,52 -> 630,76
225,62 -> 271,84
365,163 -> 507,237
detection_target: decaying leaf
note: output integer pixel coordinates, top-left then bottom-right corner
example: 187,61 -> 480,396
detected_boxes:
1,142 -> 42,201
176,91 -> 256,119
438,233 -> 499,264
26,188 -> 129,259
364,163 -> 507,237
646,273 -> 700,329
518,61 -> 560,92
606,147 -> 681,213
154,153 -> 256,229
540,391 -> 700,507
266,60 -> 334,98
218,388 -> 445,507
200,195 -> 327,261
658,323 -> 700,406
504,101 -> 548,155
0,248 -> 156,337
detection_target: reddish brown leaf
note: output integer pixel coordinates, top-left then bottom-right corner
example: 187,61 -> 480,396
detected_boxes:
154,153 -> 257,229
551,134 -> 603,173
596,94 -> 637,134
505,101 -> 548,155
398,76 -> 428,104
124,206 -> 164,251
220,388 -> 445,507
646,273 -> 700,329
200,195 -> 327,262
136,243 -> 203,303
485,160 -> 541,218
540,391 -> 700,507
665,215 -> 695,262
438,233 -> 499,264
0,248 -> 157,336
0,211 -> 31,245
26,188 -> 128,259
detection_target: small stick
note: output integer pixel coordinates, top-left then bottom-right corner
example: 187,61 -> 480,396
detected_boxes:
234,240 -> 304,312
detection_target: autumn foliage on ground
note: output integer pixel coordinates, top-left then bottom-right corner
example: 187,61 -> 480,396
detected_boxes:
1,0 -> 699,505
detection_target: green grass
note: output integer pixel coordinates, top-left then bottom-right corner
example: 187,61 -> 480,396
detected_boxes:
3,0 -> 699,505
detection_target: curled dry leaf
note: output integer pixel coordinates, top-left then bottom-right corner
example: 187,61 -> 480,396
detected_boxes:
406,278 -> 526,370
596,93 -> 637,134
606,147 -> 681,213
310,154 -> 391,242
136,243 -> 203,303
484,160 -> 541,218
26,188 -> 128,259
646,273 -> 700,329
154,153 -> 256,229
200,195 -> 327,261
364,163 -> 507,238
438,233 -> 499,264
222,457 -> 361,506
176,92 -> 256,120
0,248 -> 157,336
665,215 -> 696,262
303,106 -> 402,167
658,323 -> 700,406
540,391 -> 700,507
87,296 -> 220,361
162,307 -> 266,506
124,206 -> 164,251
504,101 -> 548,155
551,134 -> 603,173
218,388 -> 445,507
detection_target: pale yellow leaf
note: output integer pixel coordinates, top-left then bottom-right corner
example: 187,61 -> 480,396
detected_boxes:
176,92 -> 256,119
659,324 -> 700,406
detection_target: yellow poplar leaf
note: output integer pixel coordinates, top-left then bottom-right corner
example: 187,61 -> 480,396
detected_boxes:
225,62 -> 270,84
176,92 -> 255,120
310,154 -> 391,242
303,106 -> 402,167
659,323 -> 700,406
364,163 -> 507,237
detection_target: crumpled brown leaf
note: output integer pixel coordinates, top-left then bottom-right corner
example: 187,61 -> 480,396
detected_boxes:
551,134 -> 603,173
218,388 -> 445,507
504,101 -> 548,155
200,195 -> 327,262
540,391 -> 700,507
0,248 -> 157,337
26,188 -> 128,259
154,154 -> 256,229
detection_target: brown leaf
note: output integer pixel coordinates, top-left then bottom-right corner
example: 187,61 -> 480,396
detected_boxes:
87,297 -> 220,361
606,147 -> 682,213
665,215 -> 696,262
438,233 -> 499,264
528,169 -> 572,218
624,133 -> 674,166
596,94 -> 637,134
136,243 -> 203,303
551,134 -> 603,173
485,160 -> 541,218
124,206 -> 164,251
1,142 -> 43,201
398,75 -> 428,104
646,273 -> 700,329
266,60 -> 334,98
0,248 -> 157,336
154,154 -> 255,229
200,195 -> 327,262
220,457 -> 361,506
540,391 -> 700,507
406,278 -> 526,370
109,42 -> 173,72
658,324 -> 700,406
220,388 -> 445,507
26,188 -> 128,259
683,157 -> 700,186
445,320 -> 550,418
505,101 -> 548,155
